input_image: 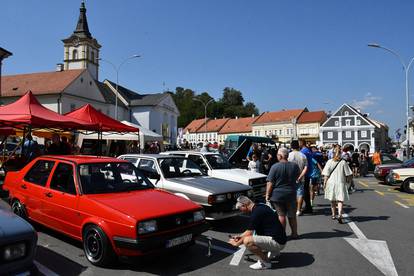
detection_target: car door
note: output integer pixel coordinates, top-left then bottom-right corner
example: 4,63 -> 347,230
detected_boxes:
42,162 -> 81,237
21,159 -> 55,224
136,158 -> 163,187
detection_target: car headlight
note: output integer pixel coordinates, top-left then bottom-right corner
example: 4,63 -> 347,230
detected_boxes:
2,242 -> 26,261
193,210 -> 205,222
138,220 -> 157,234
392,173 -> 400,180
247,189 -> 254,198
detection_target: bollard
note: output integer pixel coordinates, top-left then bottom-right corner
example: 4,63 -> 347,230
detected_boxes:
206,236 -> 212,257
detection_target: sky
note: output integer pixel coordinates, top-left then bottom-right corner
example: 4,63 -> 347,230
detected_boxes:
2,0 -> 414,138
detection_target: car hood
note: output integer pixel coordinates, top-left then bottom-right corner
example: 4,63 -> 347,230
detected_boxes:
377,164 -> 403,170
168,176 -> 251,194
0,208 -> 35,239
391,167 -> 414,175
211,169 -> 266,184
85,189 -> 201,221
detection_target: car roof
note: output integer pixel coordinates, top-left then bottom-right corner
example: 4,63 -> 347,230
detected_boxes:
163,151 -> 218,155
36,155 -> 127,164
119,154 -> 186,159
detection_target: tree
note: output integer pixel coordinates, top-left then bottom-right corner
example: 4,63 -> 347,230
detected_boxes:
221,87 -> 244,106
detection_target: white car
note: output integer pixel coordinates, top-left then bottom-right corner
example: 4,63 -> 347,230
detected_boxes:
118,154 -> 253,220
388,167 -> 414,193
161,151 -> 267,200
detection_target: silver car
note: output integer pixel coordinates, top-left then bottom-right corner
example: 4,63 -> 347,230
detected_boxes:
118,154 -> 253,220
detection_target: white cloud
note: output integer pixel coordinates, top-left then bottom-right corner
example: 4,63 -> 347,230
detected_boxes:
352,93 -> 381,110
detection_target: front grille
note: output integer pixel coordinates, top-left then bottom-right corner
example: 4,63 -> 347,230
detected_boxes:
156,212 -> 195,232
249,177 -> 267,199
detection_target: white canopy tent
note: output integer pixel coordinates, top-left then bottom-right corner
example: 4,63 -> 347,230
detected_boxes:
76,121 -> 162,153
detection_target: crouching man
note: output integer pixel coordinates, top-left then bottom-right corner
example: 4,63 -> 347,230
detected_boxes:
228,196 -> 287,270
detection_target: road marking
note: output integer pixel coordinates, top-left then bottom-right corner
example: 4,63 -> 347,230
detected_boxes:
195,240 -> 237,254
229,245 -> 246,266
342,213 -> 398,276
359,181 -> 369,187
34,261 -> 60,276
342,213 -> 367,239
375,190 -> 385,196
394,201 -> 409,209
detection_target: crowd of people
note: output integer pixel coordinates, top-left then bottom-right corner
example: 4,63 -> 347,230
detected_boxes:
229,139 -> 371,270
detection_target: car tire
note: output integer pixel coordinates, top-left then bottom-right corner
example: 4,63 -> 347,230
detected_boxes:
82,224 -> 116,267
11,199 -> 27,220
402,178 -> 414,194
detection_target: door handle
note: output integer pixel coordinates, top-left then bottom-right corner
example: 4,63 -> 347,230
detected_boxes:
21,184 -> 27,189
45,192 -> 53,198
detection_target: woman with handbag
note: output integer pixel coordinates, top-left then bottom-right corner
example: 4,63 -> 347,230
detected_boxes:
322,147 -> 353,224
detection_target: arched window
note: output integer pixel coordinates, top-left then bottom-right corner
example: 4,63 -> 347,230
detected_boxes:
72,49 -> 78,60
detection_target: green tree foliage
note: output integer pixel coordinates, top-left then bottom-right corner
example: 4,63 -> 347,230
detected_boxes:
171,87 -> 259,128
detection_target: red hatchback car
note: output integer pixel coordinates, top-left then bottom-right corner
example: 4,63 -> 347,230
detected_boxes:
3,155 -> 208,266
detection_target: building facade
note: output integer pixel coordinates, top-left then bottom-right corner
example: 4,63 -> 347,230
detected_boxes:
320,104 -> 389,153
296,111 -> 327,145
217,116 -> 261,143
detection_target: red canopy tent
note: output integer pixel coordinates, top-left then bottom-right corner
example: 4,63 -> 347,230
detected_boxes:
64,104 -> 139,132
0,91 -> 97,130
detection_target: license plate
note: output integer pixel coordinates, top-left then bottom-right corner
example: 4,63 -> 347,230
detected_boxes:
166,234 -> 192,248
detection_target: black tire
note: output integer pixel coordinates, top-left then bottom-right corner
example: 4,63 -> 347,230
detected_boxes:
402,178 -> 414,194
82,224 -> 117,267
11,199 -> 28,220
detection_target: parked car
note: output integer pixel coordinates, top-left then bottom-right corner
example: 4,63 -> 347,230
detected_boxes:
369,153 -> 402,172
161,151 -> 267,200
374,157 -> 414,183
118,154 -> 253,220
0,207 -> 37,275
3,155 -> 208,266
388,167 -> 414,193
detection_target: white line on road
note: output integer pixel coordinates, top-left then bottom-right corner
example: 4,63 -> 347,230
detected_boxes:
34,260 -> 60,276
195,240 -> 237,254
342,213 -> 367,239
229,245 -> 246,266
394,201 -> 409,209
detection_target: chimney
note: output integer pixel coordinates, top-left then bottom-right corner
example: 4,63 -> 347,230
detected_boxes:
56,63 -> 64,72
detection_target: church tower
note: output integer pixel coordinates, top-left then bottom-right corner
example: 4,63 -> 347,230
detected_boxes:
62,1 -> 101,80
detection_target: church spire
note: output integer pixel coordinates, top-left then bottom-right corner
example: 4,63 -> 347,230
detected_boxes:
73,1 -> 92,39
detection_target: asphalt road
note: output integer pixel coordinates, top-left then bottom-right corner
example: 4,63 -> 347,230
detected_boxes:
1,176 -> 413,276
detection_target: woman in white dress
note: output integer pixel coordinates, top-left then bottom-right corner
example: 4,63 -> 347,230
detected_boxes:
322,147 -> 353,223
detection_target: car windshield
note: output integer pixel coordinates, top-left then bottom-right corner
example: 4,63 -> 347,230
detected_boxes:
205,154 -> 232,169
158,157 -> 205,178
79,162 -> 154,194
403,157 -> 414,166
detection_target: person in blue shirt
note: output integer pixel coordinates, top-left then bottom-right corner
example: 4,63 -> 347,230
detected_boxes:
300,140 -> 313,214
22,134 -> 40,162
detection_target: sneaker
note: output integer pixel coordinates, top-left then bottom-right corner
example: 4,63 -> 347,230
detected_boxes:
249,260 -> 272,270
267,251 -> 280,260
296,210 -> 302,216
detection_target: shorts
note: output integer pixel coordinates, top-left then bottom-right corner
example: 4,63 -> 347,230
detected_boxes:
271,200 -> 297,218
252,235 -> 285,253
310,177 -> 320,185
296,182 -> 304,197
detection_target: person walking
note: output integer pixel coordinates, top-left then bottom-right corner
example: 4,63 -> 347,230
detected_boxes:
322,147 -> 353,224
267,147 -> 300,239
300,140 -> 314,214
288,140 -> 308,216
228,196 -> 287,270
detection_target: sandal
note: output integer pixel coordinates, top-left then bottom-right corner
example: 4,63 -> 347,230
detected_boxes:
337,216 -> 344,224
331,215 -> 336,220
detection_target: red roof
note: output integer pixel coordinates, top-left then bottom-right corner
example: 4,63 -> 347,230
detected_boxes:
65,104 -> 138,132
0,91 -> 96,129
196,118 -> 229,133
253,109 -> 305,124
218,116 -> 261,134
184,118 -> 208,133
297,111 -> 327,124
1,69 -> 84,97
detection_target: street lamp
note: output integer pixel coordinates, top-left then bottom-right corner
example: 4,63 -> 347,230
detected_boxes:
193,98 -> 214,140
97,54 -> 140,120
368,43 -> 414,158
